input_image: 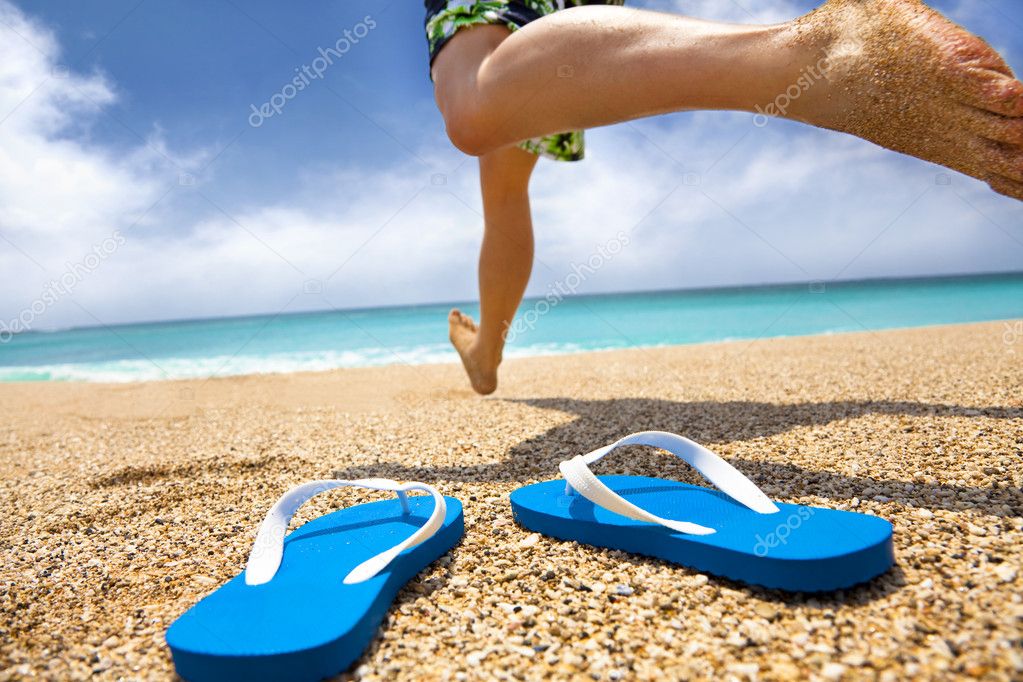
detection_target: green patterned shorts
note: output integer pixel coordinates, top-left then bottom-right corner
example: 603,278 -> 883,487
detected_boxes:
425,0 -> 625,162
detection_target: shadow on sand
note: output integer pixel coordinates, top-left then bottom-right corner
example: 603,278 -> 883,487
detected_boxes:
380,397 -> 1014,603
329,397 -> 1021,521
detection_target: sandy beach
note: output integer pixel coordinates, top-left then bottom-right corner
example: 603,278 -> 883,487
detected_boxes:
1,320 -> 1020,681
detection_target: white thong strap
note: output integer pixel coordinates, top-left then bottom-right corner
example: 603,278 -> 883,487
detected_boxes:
559,431 -> 779,535
244,478 -> 446,586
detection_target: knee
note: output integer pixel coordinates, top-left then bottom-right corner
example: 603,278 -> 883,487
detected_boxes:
436,86 -> 495,157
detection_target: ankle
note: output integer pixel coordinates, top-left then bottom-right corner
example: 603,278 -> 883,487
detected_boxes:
753,17 -> 851,127
471,332 -> 504,369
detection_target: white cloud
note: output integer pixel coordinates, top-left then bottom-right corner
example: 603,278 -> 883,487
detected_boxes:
0,0 -> 199,331
526,116 -> 1023,297
0,0 -> 1020,335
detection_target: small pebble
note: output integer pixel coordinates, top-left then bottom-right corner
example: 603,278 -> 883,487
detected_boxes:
518,533 -> 540,548
822,662 -> 847,680
993,565 -> 1017,583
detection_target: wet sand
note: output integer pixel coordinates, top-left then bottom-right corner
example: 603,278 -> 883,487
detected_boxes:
1,321 -> 1021,680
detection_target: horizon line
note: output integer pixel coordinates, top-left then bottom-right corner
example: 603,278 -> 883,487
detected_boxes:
7,268 -> 1023,338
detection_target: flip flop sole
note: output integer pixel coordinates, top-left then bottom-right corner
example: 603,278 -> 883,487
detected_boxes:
511,476 -> 893,592
167,495 -> 463,682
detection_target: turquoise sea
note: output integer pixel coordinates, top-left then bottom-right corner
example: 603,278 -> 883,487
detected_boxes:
1,273 -> 1021,382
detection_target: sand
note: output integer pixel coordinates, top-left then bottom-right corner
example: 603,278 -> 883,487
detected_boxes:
1,320 -> 1021,681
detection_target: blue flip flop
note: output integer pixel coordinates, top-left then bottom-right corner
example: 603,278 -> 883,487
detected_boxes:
166,478 -> 463,682
510,431 -> 894,592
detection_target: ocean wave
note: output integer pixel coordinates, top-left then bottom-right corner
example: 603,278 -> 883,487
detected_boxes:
0,342 -> 596,383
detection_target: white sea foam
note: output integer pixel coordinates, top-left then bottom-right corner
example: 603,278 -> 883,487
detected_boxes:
0,342 -> 594,382
3,274 -> 1019,382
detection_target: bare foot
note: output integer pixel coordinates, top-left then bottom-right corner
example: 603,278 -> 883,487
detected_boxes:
791,0 -> 1023,200
448,309 -> 500,395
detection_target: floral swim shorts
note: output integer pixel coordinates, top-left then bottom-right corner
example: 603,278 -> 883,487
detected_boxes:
424,0 -> 625,162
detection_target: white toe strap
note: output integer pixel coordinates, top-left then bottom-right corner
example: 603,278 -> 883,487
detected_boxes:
559,431 -> 779,536
244,478 -> 446,586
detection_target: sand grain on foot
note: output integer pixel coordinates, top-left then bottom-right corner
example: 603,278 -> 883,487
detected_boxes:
791,0 -> 1023,200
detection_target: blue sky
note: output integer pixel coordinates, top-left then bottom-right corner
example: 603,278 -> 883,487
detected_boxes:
0,0 -> 1021,331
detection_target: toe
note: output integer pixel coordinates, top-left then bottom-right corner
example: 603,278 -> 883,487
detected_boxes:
1012,92 -> 1023,118
976,115 -> 1023,146
960,101 -> 1023,145
959,74 -> 1023,118
991,79 -> 1023,117
938,22 -> 1014,78
982,139 -> 1023,183
450,309 -> 477,331
987,174 -> 1023,201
